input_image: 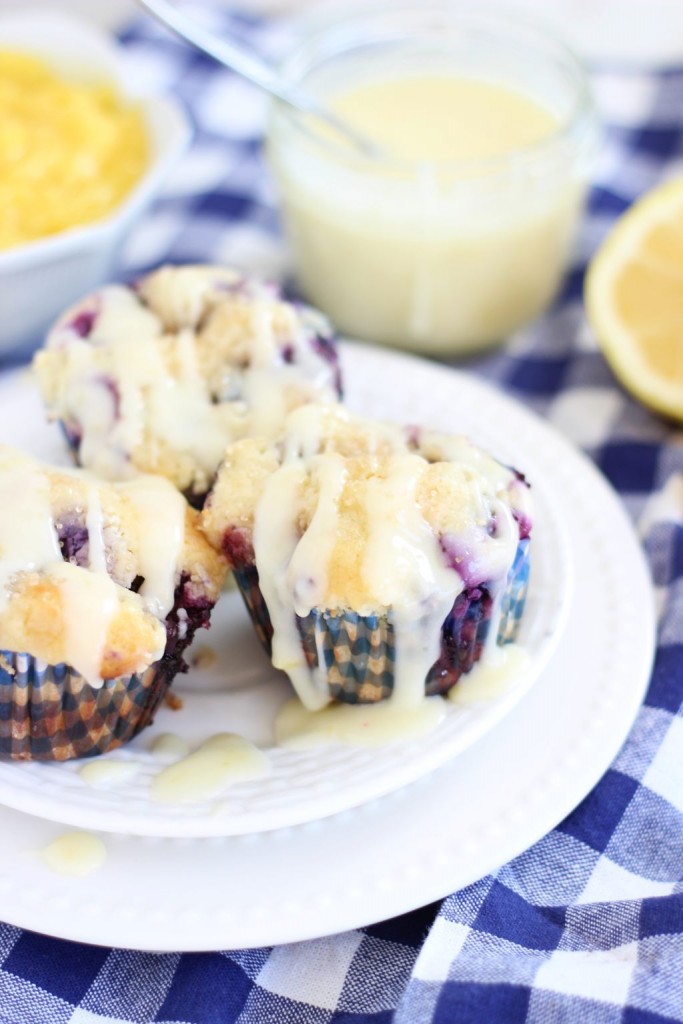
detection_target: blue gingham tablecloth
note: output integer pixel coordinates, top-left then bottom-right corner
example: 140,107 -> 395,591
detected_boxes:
2,8 -> 683,1024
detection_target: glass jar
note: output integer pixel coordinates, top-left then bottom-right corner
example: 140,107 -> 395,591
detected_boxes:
266,1 -> 597,355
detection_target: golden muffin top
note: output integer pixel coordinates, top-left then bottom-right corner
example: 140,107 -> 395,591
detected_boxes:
0,446 -> 226,682
34,264 -> 341,501
202,403 -> 531,614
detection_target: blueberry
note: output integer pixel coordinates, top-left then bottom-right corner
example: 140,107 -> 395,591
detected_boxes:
56,519 -> 89,566
221,526 -> 254,568
68,310 -> 97,339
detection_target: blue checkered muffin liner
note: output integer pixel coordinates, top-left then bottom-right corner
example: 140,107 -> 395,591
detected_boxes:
0,652 -> 173,761
234,538 -> 530,704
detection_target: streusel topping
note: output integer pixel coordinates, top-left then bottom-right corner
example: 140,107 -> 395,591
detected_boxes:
202,405 -> 531,709
0,446 -> 225,683
35,265 -> 341,500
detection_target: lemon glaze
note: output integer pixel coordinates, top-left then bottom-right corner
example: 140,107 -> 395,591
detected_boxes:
35,267 -> 340,501
205,405 -> 532,715
151,733 -> 270,805
39,831 -> 106,877
270,72 -> 585,351
0,447 -> 186,684
329,74 -> 557,163
275,642 -> 529,747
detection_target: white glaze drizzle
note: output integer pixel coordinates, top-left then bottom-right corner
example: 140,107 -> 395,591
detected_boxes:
253,463 -> 330,708
41,275 -> 338,488
250,409 -> 526,712
57,289 -> 230,483
275,694 -> 448,748
79,759 -> 142,788
248,303 -> 276,369
0,452 -> 119,684
150,732 -> 191,764
39,831 -> 107,877
288,454 -> 348,615
69,287 -> 161,479
242,368 -> 290,440
0,453 -> 61,599
275,643 -> 530,749
151,733 -> 269,804
85,484 -> 108,575
0,448 -> 179,686
119,476 -> 185,619
254,449 -> 463,711
448,643 -> 530,705
48,561 -> 120,685
241,303 -> 331,438
361,453 -> 462,708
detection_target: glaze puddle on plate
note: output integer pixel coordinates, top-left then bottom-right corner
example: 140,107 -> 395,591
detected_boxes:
449,644 -> 530,706
275,693 -> 447,748
39,832 -> 106,877
151,734 -> 270,805
79,760 -> 142,788
150,733 -> 191,765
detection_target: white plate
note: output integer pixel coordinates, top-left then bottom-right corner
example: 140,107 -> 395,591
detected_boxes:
0,344 -> 655,950
0,345 -> 571,837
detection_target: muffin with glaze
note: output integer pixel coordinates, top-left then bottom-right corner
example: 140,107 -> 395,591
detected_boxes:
201,404 -> 532,709
34,264 -> 342,507
0,446 -> 226,760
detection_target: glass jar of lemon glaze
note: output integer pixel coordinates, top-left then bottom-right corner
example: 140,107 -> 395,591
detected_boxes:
267,2 -> 596,355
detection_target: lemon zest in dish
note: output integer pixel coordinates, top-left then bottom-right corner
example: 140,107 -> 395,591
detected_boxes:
0,50 -> 148,250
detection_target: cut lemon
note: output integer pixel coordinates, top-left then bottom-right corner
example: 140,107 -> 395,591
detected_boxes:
585,176 -> 683,422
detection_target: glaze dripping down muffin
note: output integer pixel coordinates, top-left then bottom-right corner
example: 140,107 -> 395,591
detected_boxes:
34,264 -> 342,506
0,446 -> 226,760
201,404 -> 532,709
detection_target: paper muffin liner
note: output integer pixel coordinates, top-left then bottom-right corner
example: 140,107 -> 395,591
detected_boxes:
0,573 -> 218,761
233,538 -> 530,704
0,653 -> 173,761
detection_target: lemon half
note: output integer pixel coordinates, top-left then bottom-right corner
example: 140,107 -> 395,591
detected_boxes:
585,177 -> 683,423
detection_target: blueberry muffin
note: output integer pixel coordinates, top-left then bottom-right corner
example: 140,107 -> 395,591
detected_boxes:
0,446 -> 226,760
201,405 -> 532,710
34,264 -> 342,507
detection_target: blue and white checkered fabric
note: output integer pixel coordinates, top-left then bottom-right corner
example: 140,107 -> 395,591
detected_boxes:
1,9 -> 682,1024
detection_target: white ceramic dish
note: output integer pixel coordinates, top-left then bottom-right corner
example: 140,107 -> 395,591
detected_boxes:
0,10 -> 191,355
0,345 -> 655,950
0,344 -> 571,835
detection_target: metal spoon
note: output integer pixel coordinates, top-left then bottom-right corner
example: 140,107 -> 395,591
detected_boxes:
136,0 -> 378,156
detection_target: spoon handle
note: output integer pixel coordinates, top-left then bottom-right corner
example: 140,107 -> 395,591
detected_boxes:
136,0 -> 375,154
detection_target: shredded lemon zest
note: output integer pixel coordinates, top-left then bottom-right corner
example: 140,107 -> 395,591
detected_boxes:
0,50 -> 148,250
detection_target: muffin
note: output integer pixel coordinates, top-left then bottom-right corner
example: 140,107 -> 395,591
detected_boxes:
34,264 -> 342,508
0,446 -> 226,760
201,405 -> 532,710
